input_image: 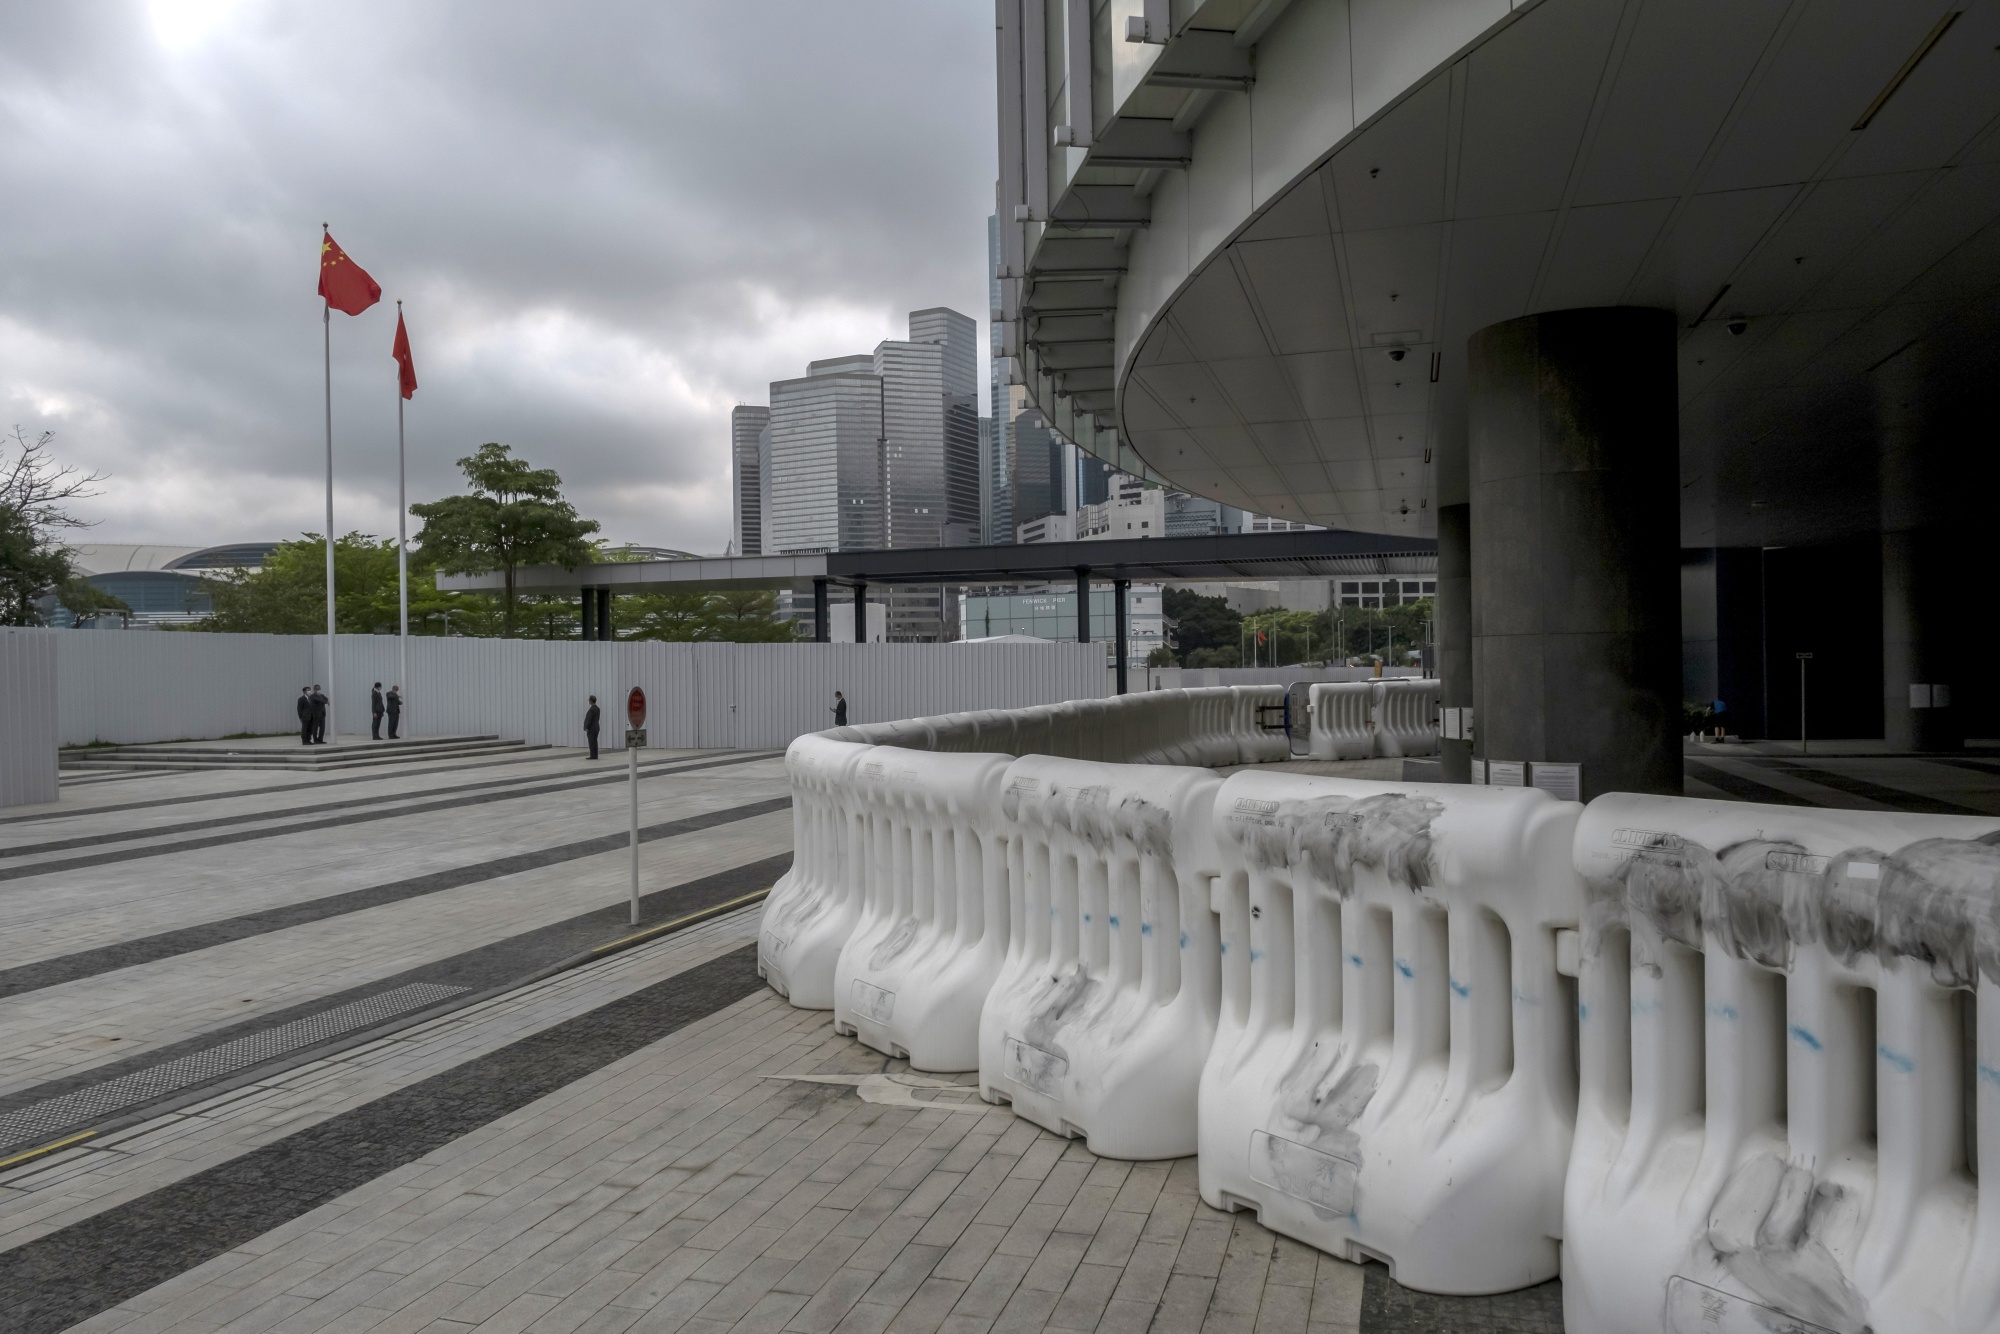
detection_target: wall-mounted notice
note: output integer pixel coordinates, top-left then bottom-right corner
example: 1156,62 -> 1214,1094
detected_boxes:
1471,758 -> 1487,784
1439,707 -> 1460,740
1488,761 -> 1525,788
1530,761 -> 1581,802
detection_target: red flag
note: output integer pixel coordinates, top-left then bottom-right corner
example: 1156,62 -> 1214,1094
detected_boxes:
318,230 -> 381,316
392,309 -> 418,399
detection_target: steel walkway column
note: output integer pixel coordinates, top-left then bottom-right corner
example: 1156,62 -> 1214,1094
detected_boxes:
813,579 -> 830,643
1113,578 -> 1129,694
853,581 -> 868,643
1075,568 -> 1090,644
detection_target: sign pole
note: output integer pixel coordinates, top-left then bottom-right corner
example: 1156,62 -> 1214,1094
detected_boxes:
625,687 -> 647,926
1796,652 -> 1813,756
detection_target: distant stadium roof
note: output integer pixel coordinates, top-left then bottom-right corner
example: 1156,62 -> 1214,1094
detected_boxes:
68,542 -> 283,575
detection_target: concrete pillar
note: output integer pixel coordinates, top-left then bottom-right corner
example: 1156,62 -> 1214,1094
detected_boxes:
1881,529 -> 1959,751
813,579 -> 830,643
595,588 -> 612,641
1075,569 -> 1091,644
853,581 -> 868,644
1469,307 -> 1681,799
1436,503 -> 1472,782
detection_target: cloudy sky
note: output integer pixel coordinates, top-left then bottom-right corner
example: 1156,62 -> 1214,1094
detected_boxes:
0,1 -> 996,553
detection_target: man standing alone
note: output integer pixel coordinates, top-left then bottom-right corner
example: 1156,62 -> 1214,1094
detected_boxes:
584,695 -> 601,760
831,691 -> 848,726
370,682 -> 386,740
309,685 -> 328,744
297,687 -> 313,746
386,686 -> 403,740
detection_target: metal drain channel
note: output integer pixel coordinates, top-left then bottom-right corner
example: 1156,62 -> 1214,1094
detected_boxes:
0,982 -> 466,1155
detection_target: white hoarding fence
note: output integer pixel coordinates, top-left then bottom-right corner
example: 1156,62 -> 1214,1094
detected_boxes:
979,756 -> 1224,1159
45,631 -> 1105,749
1565,793 -> 2000,1334
0,629 -> 60,808
1200,771 -> 1583,1294
831,749 -> 1011,1071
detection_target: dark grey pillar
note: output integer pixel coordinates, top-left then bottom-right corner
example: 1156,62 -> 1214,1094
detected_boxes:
853,580 -> 868,643
1113,578 -> 1129,695
580,588 -> 596,640
1881,529 -> 1959,751
813,579 -> 830,643
596,587 -> 612,641
1469,307 -> 1681,799
1436,503 -> 1473,783
1075,569 -> 1091,643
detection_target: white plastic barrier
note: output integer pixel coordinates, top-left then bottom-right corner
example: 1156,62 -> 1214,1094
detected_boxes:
1308,682 -> 1377,761
1374,679 -> 1441,758
831,749 -> 1011,1070
760,733 -> 870,1008
979,756 -> 1224,1158
1232,685 -> 1290,765
1565,794 -> 2000,1334
1200,770 -> 1583,1294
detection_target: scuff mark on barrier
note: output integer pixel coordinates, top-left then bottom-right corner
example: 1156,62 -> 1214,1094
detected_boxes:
870,916 -> 922,970
1223,792 -> 1445,894
1259,1037 -> 1378,1219
1694,1154 -> 1870,1334
1585,821 -> 2000,983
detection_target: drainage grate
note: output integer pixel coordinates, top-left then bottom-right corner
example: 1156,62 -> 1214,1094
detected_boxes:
0,982 -> 467,1155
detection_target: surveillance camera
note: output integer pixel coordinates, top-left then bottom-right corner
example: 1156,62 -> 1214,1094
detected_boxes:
1727,319 -> 1748,336
1388,347 -> 1406,361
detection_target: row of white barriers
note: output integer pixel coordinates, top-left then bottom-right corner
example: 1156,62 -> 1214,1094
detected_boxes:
759,698 -> 2000,1331
1307,678 -> 1443,760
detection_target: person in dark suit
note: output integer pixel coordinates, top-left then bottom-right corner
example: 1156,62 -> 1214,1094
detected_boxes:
309,685 -> 328,744
584,695 -> 601,760
370,682 -> 386,740
831,691 -> 848,726
386,686 -> 403,739
297,687 -> 313,745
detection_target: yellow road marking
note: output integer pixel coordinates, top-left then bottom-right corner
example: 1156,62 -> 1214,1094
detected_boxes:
0,1130 -> 97,1171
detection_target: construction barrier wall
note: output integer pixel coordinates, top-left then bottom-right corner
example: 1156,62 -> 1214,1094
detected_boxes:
761,701 -> 2000,1326
1201,770 -> 1581,1294
1565,793 -> 2000,1334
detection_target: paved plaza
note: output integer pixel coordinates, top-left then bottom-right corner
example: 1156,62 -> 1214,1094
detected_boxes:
1,741 -> 1995,1333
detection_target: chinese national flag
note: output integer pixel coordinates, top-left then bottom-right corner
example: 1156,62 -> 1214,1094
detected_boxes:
318,230 -> 381,316
392,310 -> 418,399
1256,630 -> 1267,644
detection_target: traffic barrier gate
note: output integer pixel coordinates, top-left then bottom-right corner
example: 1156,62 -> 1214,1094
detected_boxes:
1201,770 -> 1583,1294
980,756 -> 1224,1159
1233,685 -> 1291,765
1374,679 -> 1441,759
1565,793 -> 2000,1334
1308,683 -> 1376,761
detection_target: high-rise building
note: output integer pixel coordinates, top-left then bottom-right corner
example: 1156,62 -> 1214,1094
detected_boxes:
766,356 -> 883,554
1010,408 -> 1066,534
729,406 -> 769,557
985,215 -> 1012,545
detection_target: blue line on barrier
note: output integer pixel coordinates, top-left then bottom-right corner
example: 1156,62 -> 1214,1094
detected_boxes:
1249,950 -> 1264,964
1878,1044 -> 1915,1074
1790,1024 -> 1822,1051
1577,1002 -> 1590,1021
1980,1064 -> 2000,1089
1708,1002 -> 1739,1023
1394,959 -> 1413,979
1107,916 -> 1119,929
1178,931 -> 1187,948
1347,953 -> 1363,968
1449,976 -> 1469,998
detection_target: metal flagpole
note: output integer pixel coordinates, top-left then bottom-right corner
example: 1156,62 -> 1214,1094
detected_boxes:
396,300 -> 408,705
322,236 -> 337,744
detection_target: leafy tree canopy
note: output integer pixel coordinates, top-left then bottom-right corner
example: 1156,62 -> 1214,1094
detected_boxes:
1160,587 -> 1241,666
190,533 -> 496,636
410,442 -> 599,637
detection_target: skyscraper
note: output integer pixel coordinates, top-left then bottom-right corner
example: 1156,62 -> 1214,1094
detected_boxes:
985,215 -> 1012,544
766,355 -> 883,554
729,405 -> 769,557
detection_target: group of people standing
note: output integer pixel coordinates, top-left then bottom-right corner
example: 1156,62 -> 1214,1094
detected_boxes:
295,683 -> 404,745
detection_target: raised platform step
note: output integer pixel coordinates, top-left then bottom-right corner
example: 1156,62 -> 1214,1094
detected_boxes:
60,734 -> 548,772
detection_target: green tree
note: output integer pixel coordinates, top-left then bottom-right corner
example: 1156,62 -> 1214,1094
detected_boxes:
1160,587 -> 1242,666
192,533 -> 496,636
616,587 -> 798,642
0,427 -> 127,625
410,443 -> 600,637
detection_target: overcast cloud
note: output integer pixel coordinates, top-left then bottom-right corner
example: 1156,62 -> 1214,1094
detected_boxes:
0,1 -> 996,553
